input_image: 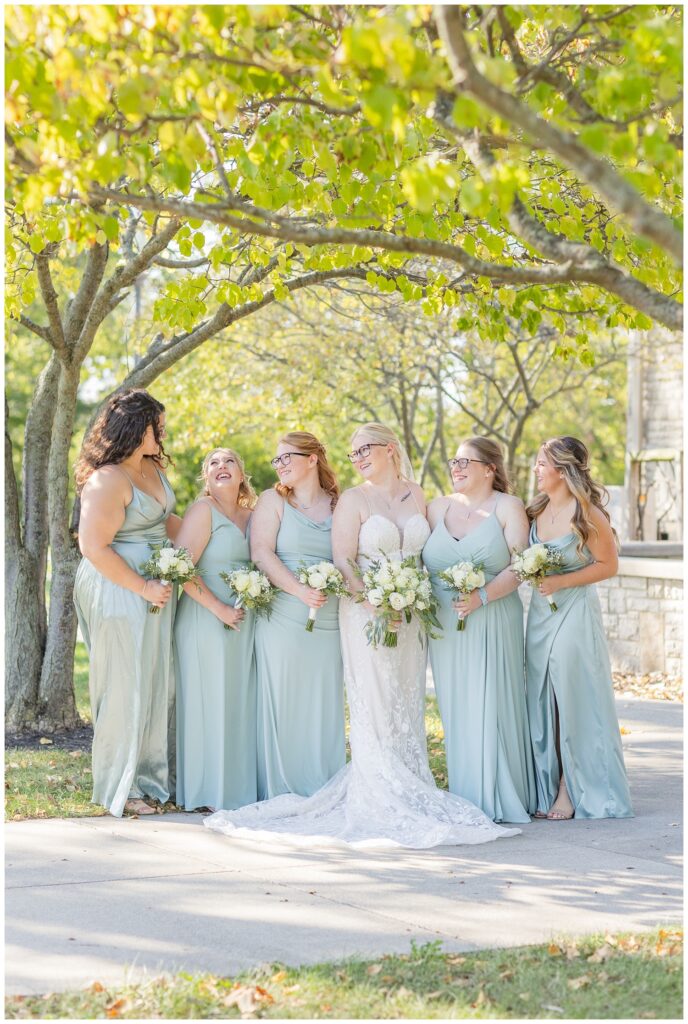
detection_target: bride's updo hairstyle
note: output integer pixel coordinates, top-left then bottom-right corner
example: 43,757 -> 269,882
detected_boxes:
351,423 -> 415,481
459,436 -> 511,494
526,436 -> 617,556
275,431 -> 340,510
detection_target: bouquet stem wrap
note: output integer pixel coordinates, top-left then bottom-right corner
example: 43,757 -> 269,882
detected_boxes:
297,561 -> 348,634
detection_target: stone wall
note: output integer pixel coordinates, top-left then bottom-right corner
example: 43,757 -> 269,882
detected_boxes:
520,557 -> 682,677
597,558 -> 683,676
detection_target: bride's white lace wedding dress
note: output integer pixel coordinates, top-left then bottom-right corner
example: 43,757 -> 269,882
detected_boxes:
204,512 -> 520,849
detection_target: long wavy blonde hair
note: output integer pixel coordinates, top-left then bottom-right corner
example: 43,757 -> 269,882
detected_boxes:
527,436 -> 617,555
274,431 -> 340,510
199,447 -> 257,509
351,422 -> 415,480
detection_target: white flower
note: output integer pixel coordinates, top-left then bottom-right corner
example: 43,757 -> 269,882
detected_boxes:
402,590 -> 416,606
416,599 -> 427,611
368,587 -> 384,607
308,571 -> 326,590
158,548 -> 176,571
247,581 -> 262,598
377,564 -> 394,587
232,571 -> 251,592
389,592 -> 406,611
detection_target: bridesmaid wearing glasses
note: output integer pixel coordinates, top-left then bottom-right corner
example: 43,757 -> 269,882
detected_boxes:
423,437 -> 536,823
250,432 -> 346,799
526,436 -> 633,820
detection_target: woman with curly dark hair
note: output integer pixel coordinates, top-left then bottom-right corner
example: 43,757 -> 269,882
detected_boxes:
525,436 -> 633,822
73,388 -> 179,817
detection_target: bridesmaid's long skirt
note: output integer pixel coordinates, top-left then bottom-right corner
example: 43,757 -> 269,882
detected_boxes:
526,585 -> 633,819
255,592 -> 345,799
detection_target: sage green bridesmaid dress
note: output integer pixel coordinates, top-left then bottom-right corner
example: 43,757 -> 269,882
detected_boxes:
254,500 -> 345,799
423,508 -> 536,823
525,522 -> 633,818
174,503 -> 257,811
74,470 -> 177,817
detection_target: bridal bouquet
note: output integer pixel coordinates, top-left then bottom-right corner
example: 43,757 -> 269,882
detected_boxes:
438,560 -> 486,631
139,544 -> 200,614
220,564 -> 276,630
511,543 -> 565,612
355,555 -> 440,649
297,561 -> 348,631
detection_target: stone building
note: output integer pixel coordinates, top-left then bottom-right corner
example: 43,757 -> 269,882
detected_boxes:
599,328 -> 683,676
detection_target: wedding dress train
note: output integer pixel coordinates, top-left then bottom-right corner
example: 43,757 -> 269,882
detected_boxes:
204,513 -> 520,848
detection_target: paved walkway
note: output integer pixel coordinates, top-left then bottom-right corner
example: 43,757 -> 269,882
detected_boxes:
5,698 -> 682,995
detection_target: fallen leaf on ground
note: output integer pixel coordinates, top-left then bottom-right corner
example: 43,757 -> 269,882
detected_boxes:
366,964 -> 382,976
548,942 -> 563,956
271,970 -> 287,983
567,974 -> 592,990
87,981 -> 105,993
588,945 -> 614,963
542,1004 -> 564,1014
39,737 -> 53,745
222,986 -> 273,1012
105,998 -> 127,1017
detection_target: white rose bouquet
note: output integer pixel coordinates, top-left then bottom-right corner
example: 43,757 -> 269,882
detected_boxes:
297,561 -> 348,632
139,543 -> 200,614
354,555 -> 440,649
220,564 -> 277,630
511,543 -> 566,612
438,561 -> 487,631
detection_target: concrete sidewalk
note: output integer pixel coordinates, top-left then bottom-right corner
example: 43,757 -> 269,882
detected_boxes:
5,698 -> 682,995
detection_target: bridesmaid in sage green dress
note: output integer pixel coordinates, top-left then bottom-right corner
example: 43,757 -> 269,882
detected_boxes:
174,447 -> 257,811
250,431 -> 345,799
74,390 -> 179,818
424,437 -> 536,823
526,436 -> 633,820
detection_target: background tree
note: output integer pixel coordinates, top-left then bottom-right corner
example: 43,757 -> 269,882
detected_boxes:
5,4 -> 679,731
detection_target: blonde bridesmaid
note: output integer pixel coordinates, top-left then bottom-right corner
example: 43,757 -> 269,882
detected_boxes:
526,436 -> 633,820
174,448 -> 257,811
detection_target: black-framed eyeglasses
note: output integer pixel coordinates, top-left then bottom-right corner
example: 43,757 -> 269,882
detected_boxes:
447,457 -> 489,472
347,443 -> 387,463
270,452 -> 310,469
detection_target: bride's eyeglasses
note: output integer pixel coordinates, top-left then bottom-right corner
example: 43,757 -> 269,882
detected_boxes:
447,457 -> 489,471
270,452 -> 309,468
347,443 -> 387,463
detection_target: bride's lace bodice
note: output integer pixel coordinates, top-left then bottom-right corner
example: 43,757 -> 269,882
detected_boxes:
205,510 -> 519,849
358,513 -> 431,566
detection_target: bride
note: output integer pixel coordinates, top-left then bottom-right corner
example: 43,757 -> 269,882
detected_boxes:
205,424 -> 520,849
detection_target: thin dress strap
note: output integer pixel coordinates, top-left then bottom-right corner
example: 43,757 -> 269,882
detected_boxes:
359,485 -> 373,514
112,464 -> 135,486
407,485 -> 424,516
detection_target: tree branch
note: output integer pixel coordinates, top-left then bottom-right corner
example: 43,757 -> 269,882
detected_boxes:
435,5 -> 682,265
88,187 -> 682,329
15,314 -> 53,344
64,241 -> 109,346
119,267 -> 375,388
35,251 -> 68,359
73,218 -> 181,364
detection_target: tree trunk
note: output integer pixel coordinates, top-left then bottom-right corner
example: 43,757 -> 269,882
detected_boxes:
5,357 -> 61,731
37,364 -> 82,732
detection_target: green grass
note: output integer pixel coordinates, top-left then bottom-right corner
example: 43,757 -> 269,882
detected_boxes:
5,747 -> 105,820
74,640 -> 91,722
5,929 -> 682,1019
6,649 -> 449,820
